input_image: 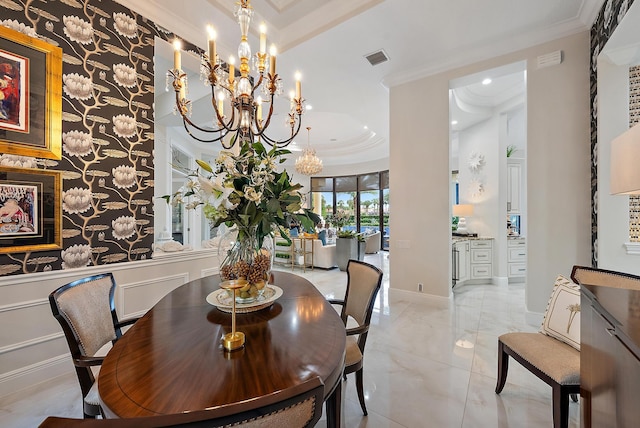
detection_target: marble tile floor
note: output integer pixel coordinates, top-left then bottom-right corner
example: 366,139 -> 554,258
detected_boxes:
0,253 -> 579,427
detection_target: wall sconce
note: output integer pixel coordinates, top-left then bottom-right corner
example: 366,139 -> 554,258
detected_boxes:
611,123 -> 640,195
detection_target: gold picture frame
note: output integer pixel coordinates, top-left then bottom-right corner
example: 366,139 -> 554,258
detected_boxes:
0,166 -> 62,253
0,26 -> 62,160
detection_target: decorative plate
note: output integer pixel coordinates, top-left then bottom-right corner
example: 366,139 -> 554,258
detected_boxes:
206,285 -> 283,313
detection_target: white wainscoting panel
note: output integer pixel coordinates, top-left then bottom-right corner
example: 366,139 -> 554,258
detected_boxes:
119,273 -> 189,318
0,248 -> 220,398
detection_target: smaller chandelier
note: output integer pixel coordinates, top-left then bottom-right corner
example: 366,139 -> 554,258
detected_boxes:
295,127 -> 323,176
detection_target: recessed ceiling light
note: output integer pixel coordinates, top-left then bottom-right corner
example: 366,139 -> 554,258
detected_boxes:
451,120 -> 458,125
482,78 -> 492,85
364,125 -> 369,130
306,105 -> 313,110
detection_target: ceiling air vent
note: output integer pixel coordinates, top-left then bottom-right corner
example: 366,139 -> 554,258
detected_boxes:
365,50 -> 389,66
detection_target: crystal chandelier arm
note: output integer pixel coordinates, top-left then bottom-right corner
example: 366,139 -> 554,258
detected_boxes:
174,86 -> 238,138
180,119 -> 231,146
169,61 -> 239,148
210,82 -> 238,133
258,112 -> 303,147
254,93 -> 276,134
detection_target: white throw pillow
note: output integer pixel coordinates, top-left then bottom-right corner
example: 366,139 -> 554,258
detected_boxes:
540,275 -> 581,350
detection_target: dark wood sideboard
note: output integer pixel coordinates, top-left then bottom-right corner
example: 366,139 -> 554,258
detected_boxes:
581,284 -> 640,428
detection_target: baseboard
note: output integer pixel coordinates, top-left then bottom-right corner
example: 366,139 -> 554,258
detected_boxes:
493,276 -> 508,286
0,354 -> 72,398
525,310 -> 544,329
390,287 -> 451,302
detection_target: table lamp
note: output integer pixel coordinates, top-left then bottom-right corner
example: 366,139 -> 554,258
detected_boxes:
611,123 -> 640,195
453,204 -> 474,234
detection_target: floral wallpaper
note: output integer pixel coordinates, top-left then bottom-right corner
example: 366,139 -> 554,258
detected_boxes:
590,0 -> 635,266
0,0 -> 195,276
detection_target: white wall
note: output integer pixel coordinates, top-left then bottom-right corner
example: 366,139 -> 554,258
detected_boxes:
390,31 -> 592,312
458,116 -> 500,239
596,59 -> 640,274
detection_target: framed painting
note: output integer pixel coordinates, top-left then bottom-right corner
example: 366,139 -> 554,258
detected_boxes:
0,26 -> 62,160
0,166 -> 61,253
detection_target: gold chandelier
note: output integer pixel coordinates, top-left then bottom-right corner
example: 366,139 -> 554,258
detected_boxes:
295,127 -> 322,176
169,0 -> 304,149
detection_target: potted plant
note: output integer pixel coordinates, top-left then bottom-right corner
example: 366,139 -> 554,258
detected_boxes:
335,230 -> 365,271
326,209 -> 351,231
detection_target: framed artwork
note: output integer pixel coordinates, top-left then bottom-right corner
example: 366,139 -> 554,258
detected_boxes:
0,26 -> 62,160
0,166 -> 62,253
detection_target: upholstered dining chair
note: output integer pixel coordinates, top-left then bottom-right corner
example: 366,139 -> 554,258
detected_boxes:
38,376 -> 324,428
49,273 -> 139,418
328,259 -> 383,415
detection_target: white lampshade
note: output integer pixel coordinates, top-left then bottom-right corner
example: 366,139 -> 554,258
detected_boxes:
453,204 -> 474,217
611,123 -> 640,195
453,204 -> 474,234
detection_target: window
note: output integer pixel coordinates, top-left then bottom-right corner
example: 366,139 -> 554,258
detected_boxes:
311,170 -> 389,250
171,147 -> 191,244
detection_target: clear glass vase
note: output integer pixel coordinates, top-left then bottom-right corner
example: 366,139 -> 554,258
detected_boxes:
219,226 -> 271,303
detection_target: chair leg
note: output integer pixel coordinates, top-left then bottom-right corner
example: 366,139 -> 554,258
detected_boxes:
552,385 -> 570,428
355,368 -> 368,416
495,340 -> 509,394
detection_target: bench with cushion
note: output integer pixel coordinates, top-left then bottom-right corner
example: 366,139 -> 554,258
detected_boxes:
495,274 -> 581,428
495,332 -> 579,428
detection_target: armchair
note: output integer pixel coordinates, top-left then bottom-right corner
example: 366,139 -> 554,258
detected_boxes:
328,259 -> 383,415
364,231 -> 381,253
310,239 -> 337,269
38,376 -> 324,427
49,273 -> 139,418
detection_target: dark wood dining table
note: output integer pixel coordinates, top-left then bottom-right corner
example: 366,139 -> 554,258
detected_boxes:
98,271 -> 346,427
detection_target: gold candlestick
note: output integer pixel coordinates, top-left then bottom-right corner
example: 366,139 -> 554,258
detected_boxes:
220,279 -> 247,351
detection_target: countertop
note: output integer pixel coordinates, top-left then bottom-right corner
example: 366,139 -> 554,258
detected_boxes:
452,236 -> 494,242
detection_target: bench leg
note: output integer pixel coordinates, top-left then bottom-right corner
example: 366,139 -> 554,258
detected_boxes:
495,340 -> 509,394
552,385 -> 570,428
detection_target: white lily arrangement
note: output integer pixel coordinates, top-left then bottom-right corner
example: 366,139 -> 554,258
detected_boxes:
163,140 -> 319,247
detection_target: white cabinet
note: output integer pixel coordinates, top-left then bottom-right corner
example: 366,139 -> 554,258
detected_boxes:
507,237 -> 526,281
453,239 -> 493,285
507,161 -> 522,213
469,239 -> 492,281
453,240 -> 469,284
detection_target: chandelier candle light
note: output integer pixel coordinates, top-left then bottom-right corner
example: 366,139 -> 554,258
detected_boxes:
295,127 -> 323,176
169,0 -> 305,148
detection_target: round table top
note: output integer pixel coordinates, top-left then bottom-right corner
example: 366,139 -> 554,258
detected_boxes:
98,271 -> 346,418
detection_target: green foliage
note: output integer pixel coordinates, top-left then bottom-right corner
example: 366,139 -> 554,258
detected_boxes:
162,140 -> 319,248
337,230 -> 357,239
326,209 -> 351,229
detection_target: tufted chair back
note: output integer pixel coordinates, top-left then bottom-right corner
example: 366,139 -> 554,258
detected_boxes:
342,259 -> 383,339
329,259 -> 383,416
49,273 -> 135,418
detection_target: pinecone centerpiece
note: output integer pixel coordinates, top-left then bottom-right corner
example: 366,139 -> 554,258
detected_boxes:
219,229 -> 272,303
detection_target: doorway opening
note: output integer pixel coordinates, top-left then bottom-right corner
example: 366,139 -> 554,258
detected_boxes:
449,61 -> 527,286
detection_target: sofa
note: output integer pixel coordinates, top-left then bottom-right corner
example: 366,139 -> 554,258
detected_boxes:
364,231 -> 381,253
307,239 -> 337,269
